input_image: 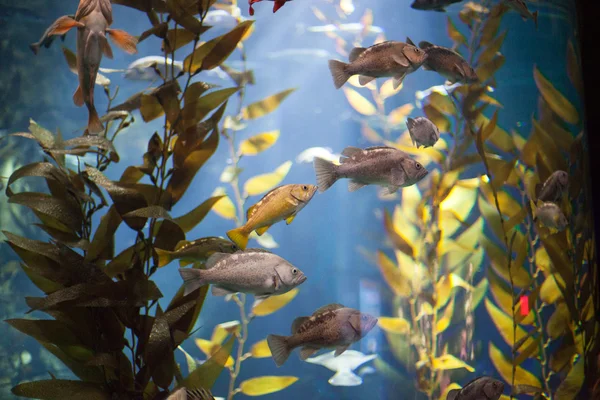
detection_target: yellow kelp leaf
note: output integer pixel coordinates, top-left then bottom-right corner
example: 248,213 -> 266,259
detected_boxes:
485,298 -> 534,349
396,250 -> 426,289
378,317 -> 410,334
533,65 -> 579,125
377,251 -> 411,297
436,296 -> 455,333
475,113 -> 513,152
385,139 -> 445,167
432,354 -> 474,372
195,338 -> 235,368
244,161 -> 292,196
428,92 -> 456,116
242,88 -> 296,120
239,376 -> 299,396
423,104 -> 451,132
489,342 -> 542,388
384,210 -> 414,257
447,16 -> 467,45
380,78 -> 403,99
441,383 -> 462,400
488,267 -> 534,325
472,278 -> 488,310
540,274 -> 564,304
416,302 -> 434,320
388,104 -> 414,125
342,87 -> 377,116
547,302 -> 569,339
476,55 -> 505,82
455,216 -> 484,250
211,320 -> 241,344
435,273 -> 473,309
393,205 -> 419,247
481,236 -> 531,288
361,122 -> 381,143
252,288 -> 299,317
401,185 -> 422,223
440,184 -> 477,223
239,131 -> 280,156
250,339 -> 272,358
555,357 -> 584,399
477,193 -> 505,242
478,30 -> 507,65
211,187 -> 236,220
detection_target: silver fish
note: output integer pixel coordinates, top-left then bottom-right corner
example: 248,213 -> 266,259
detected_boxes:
313,146 -> 429,194
178,248 -> 307,298
123,56 -> 184,80
301,22 -> 384,36
267,303 -> 378,367
533,201 -> 568,231
305,350 -> 377,386
328,41 -> 428,89
410,0 -> 463,12
407,117 -> 440,148
537,170 -> 568,203
446,376 -> 504,400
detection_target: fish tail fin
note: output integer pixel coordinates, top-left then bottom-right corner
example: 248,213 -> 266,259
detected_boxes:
87,106 -> 104,134
29,43 -> 40,55
533,11 -> 539,29
267,334 -> 291,367
227,227 -> 249,250
329,370 -> 362,386
106,29 -> 138,54
73,86 -> 84,107
313,157 -> 338,192
273,0 -> 286,13
155,248 -> 173,268
178,268 -> 207,296
328,59 -> 351,89
47,15 -> 83,36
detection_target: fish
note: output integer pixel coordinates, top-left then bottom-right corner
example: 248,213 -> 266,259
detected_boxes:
328,41 -> 428,90
248,0 -> 292,16
155,237 -> 240,268
407,37 -> 478,84
446,376 -> 504,400
178,248 -> 307,298
536,170 -> 569,203
167,387 -> 215,400
266,303 -> 378,367
296,147 -> 341,164
407,117 -> 441,148
410,0 -> 463,12
227,184 -> 317,250
305,350 -> 378,386
45,0 -> 138,134
30,15 -> 75,55
204,9 -> 244,31
313,146 -> 429,194
299,22 -> 384,36
122,56 -> 184,81
505,0 -> 539,28
532,201 -> 568,232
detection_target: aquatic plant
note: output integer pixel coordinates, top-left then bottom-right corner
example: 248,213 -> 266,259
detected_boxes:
0,1 -> 293,398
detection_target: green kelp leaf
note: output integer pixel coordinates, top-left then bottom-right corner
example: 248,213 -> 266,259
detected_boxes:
51,136 -> 117,156
513,384 -> 543,395
21,263 -> 63,294
104,241 -> 148,277
376,251 -> 411,297
28,119 -> 56,149
9,192 -> 83,233
138,21 -> 168,43
243,161 -> 292,197
240,376 -> 299,396
140,94 -> 165,122
184,87 -> 238,130
472,278 -> 488,310
86,206 -> 121,262
540,274 -> 564,304
12,380 -> 110,400
533,65 -> 579,125
166,0 -> 204,34
154,80 -> 183,127
555,355 -> 584,399
123,206 -> 173,221
166,278 -> 209,335
182,335 -> 235,389
478,30 -> 507,65
252,288 -> 299,317
475,113 -> 513,153
154,219 -> 186,251
489,342 -> 542,388
547,302 -> 570,339
476,54 -> 505,83
487,266 -> 534,324
167,128 -> 219,204
146,316 -> 175,388
119,166 -> 145,184
447,16 -> 467,45
164,28 -> 198,53
240,131 -> 280,156
242,88 -> 296,120
6,319 -> 85,349
479,235 -> 531,288
383,209 -> 414,257
566,41 -> 583,95
540,233 -> 573,289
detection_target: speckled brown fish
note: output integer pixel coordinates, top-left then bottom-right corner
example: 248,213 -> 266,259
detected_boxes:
446,376 -> 504,400
313,146 -> 428,194
267,303 -> 378,367
328,41 -> 428,90
407,37 -> 478,84
167,387 -> 215,400
178,248 -> 306,298
536,170 -> 568,203
533,201 -> 568,231
407,117 -> 440,148
155,237 -> 239,267
505,0 -> 538,28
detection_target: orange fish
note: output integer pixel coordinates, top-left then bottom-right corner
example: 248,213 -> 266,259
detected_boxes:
46,0 -> 138,134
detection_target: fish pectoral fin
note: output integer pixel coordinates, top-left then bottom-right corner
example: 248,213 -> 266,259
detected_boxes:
300,346 -> 320,360
73,86 -> 84,107
391,168 -> 407,186
452,63 -> 466,79
341,146 -> 363,158
334,344 -> 350,357
285,197 -> 299,207
255,293 -> 271,300
393,73 -> 407,89
348,180 -> 367,192
358,75 -> 376,86
391,54 -> 410,67
406,36 -> 416,46
383,185 -> 399,195
348,47 -> 367,62
106,28 -> 138,55
246,203 -> 259,220
47,15 -> 84,36
211,285 -> 236,296
329,370 -> 363,386
255,225 -> 271,236
291,316 -> 310,334
102,37 -> 114,59
285,215 -> 296,225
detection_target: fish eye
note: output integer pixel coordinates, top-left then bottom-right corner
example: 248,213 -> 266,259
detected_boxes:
292,268 -> 297,274
232,245 -> 237,250
361,315 -> 368,321
302,185 -> 308,190
415,163 -> 422,170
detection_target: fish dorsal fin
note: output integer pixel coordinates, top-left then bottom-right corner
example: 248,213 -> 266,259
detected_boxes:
418,41 -> 434,50
349,47 -> 367,62
206,252 -> 230,269
406,36 -> 416,46
365,146 -> 395,151
75,0 -> 96,20
341,146 -> 364,158
246,203 -> 259,220
99,0 -> 113,25
244,248 -> 272,254
175,240 -> 191,251
291,316 -> 310,334
313,303 -> 345,315
187,387 -> 214,400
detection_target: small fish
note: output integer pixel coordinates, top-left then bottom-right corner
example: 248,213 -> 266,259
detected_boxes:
313,146 -> 429,194
305,350 -> 378,386
204,9 -> 244,31
505,0 -> 538,28
30,15 -> 75,55
227,184 -> 317,250
407,117 -> 440,148
536,170 -> 568,203
296,147 -> 341,164
328,41 -> 428,90
122,56 -> 184,81
167,387 -> 215,400
407,37 -> 478,84
410,0 -> 463,12
155,237 -> 239,268
301,22 -> 384,36
45,0 -> 138,134
532,201 -> 568,232
446,376 -> 504,400
248,0 -> 292,16
178,248 -> 307,298
267,303 -> 378,367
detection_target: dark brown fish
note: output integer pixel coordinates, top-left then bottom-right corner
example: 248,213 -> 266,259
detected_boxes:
267,303 -> 378,367
328,41 -> 428,90
407,37 -> 478,84
533,201 -> 568,231
313,146 -> 428,194
410,0 -> 462,12
446,376 -> 504,400
30,15 -> 74,55
536,170 -> 568,203
505,0 -> 538,28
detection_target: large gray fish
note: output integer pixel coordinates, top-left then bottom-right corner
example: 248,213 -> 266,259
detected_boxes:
536,170 -> 568,203
407,37 -> 478,84
30,15 -> 74,55
313,146 -> 429,194
407,117 -> 440,148
328,41 -> 428,90
178,248 -> 307,298
410,0 -> 463,12
505,0 -> 538,28
267,303 -> 378,367
446,376 -> 504,400
533,201 -> 568,231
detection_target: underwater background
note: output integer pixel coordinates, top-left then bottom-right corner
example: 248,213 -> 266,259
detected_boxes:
0,0 -> 597,399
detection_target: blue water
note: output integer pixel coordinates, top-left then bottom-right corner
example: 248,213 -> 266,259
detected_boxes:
0,0 -> 586,399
